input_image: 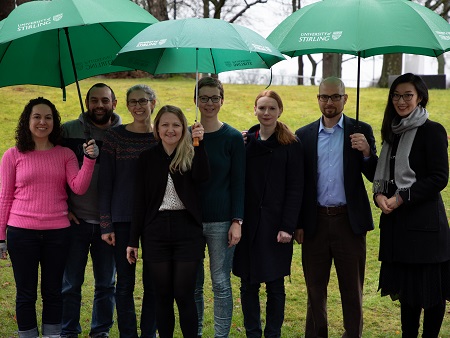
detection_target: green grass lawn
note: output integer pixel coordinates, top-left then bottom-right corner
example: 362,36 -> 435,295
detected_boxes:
0,76 -> 449,337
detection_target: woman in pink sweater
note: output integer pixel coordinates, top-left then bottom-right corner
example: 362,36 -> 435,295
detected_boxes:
0,97 -> 98,338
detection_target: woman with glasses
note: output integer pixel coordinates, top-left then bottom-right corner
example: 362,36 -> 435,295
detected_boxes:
374,73 -> 450,337
98,84 -> 158,338
192,76 -> 246,338
127,105 -> 209,338
233,90 -> 304,338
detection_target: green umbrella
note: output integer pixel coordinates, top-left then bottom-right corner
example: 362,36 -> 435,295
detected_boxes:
267,0 -> 450,123
112,17 -> 285,136
112,18 -> 285,75
0,0 -> 158,115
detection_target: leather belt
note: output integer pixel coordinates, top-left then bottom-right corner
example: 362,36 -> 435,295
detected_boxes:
317,205 -> 347,216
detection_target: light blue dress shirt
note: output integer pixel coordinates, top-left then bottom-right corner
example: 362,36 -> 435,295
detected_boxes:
317,114 -> 347,207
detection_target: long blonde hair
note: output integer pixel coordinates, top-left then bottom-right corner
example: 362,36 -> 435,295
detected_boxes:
154,105 -> 194,173
254,90 -> 297,145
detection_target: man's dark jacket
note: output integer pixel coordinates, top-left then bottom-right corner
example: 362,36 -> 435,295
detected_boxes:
295,115 -> 378,237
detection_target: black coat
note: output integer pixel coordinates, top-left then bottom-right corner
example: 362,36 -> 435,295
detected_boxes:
129,141 -> 210,259
295,115 -> 378,236
378,120 -> 450,264
233,126 -> 304,283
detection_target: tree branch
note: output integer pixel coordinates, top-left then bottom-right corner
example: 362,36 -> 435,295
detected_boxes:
229,0 -> 268,23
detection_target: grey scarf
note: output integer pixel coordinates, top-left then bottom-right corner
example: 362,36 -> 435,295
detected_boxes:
373,106 -> 428,194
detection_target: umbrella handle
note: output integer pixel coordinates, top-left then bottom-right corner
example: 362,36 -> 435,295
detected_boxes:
193,137 -> 199,147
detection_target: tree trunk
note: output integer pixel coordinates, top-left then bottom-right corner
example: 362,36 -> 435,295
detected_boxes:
203,0 -> 209,18
307,54 -> 318,86
322,53 -> 342,78
297,56 -> 304,85
438,54 -> 445,74
0,0 -> 15,20
146,0 -> 169,20
15,0 -> 33,6
378,54 -> 402,88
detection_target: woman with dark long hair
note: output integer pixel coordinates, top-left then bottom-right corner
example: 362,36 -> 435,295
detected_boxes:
374,73 -> 450,337
0,97 -> 98,338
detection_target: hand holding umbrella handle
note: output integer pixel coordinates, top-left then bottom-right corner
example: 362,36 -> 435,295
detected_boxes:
192,122 -> 204,147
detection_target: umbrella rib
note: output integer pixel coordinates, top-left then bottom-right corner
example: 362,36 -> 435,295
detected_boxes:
57,29 -> 66,92
209,48 -> 218,74
0,41 -> 12,64
99,23 -> 122,48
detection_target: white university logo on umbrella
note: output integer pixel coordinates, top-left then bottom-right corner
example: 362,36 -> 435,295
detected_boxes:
332,31 -> 342,40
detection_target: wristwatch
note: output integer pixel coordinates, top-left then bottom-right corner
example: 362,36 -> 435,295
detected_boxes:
232,218 -> 243,226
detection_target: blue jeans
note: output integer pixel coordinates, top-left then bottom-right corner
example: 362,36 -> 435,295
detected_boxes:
240,277 -> 285,338
7,226 -> 70,332
61,220 -> 116,336
195,222 -> 235,337
114,223 -> 156,338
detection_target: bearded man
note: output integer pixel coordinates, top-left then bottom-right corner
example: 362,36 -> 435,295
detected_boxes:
61,83 -> 121,338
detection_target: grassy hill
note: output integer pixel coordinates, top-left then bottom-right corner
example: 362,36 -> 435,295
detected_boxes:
0,76 -> 449,337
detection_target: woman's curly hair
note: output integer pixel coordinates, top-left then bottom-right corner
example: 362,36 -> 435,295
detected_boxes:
15,97 -> 62,153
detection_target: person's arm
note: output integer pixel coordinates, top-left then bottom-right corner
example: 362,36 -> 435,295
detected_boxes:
0,149 -> 16,243
65,141 -> 98,195
400,123 -> 448,206
228,133 -> 246,247
191,141 -> 210,182
360,124 -> 378,182
98,130 -> 117,245
280,140 -> 304,235
129,152 -> 149,249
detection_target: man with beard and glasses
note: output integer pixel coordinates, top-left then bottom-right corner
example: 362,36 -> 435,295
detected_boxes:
294,77 -> 378,338
61,83 -> 121,338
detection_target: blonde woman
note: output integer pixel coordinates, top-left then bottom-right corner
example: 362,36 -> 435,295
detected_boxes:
127,105 -> 209,338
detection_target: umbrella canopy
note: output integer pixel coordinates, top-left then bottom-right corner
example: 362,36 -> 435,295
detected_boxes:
113,17 -> 285,140
112,17 -> 285,75
267,0 -> 450,122
0,0 -> 158,112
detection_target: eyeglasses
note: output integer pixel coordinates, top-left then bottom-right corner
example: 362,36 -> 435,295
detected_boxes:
317,94 -> 345,102
127,98 -> 152,107
391,93 -> 414,102
198,95 -> 222,103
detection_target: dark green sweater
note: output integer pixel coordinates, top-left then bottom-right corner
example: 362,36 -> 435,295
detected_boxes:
200,123 -> 245,222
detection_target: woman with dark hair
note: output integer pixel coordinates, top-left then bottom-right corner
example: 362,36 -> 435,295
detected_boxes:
126,105 -> 209,338
0,97 -> 98,338
374,73 -> 450,337
99,84 -> 158,338
233,90 -> 304,338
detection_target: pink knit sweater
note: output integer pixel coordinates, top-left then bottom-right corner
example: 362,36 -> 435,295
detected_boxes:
0,146 -> 96,240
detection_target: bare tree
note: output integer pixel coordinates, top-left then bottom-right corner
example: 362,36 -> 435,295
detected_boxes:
378,54 -> 402,87
170,0 -> 267,20
377,0 -> 450,87
0,0 -> 15,20
15,0 -> 32,6
307,54 -> 318,85
149,0 -> 169,20
291,0 -> 305,85
423,0 -> 450,74
1,0 -> 33,20
323,54 -> 342,78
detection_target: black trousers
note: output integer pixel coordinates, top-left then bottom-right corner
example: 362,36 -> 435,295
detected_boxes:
302,211 -> 366,338
401,301 -> 446,338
